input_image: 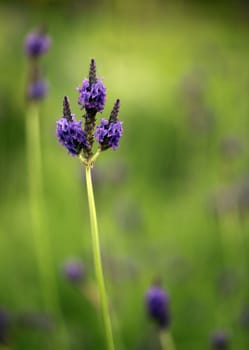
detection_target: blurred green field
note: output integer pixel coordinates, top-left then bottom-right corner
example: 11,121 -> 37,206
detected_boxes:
0,1 -> 249,349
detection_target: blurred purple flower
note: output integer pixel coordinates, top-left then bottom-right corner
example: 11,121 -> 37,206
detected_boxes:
27,79 -> 48,101
63,259 -> 86,283
210,331 -> 230,349
56,115 -> 88,156
77,79 -> 106,113
25,30 -> 51,58
145,285 -> 170,329
0,308 -> 10,344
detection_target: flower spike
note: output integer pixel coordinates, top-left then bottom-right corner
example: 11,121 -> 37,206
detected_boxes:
77,59 -> 106,113
56,97 -> 88,157
109,99 -> 120,123
63,96 -> 73,121
89,58 -> 97,85
57,60 -> 123,162
95,99 -> 123,151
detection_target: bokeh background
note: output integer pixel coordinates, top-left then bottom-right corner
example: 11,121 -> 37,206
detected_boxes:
0,0 -> 249,349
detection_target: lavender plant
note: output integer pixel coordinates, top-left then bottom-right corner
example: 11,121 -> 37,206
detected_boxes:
24,28 -> 69,348
24,28 -> 54,309
146,283 -> 175,350
25,28 -> 50,101
56,59 -> 123,350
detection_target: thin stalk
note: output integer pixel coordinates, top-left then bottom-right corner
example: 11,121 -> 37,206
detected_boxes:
26,102 -> 53,308
85,165 -> 115,350
159,330 -> 176,350
26,103 -> 69,348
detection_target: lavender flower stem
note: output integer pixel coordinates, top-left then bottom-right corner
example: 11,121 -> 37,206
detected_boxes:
90,149 -> 101,164
26,103 -> 52,307
79,149 -> 101,167
26,103 -> 69,348
159,330 -> 176,350
85,165 -> 115,350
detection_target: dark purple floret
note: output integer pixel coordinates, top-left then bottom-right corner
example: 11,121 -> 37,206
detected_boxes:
95,101 -> 123,151
95,119 -> 123,151
210,331 -> 229,349
25,31 -> 51,58
77,78 -> 106,113
56,115 -> 88,157
145,285 -> 170,329
63,259 -> 86,283
27,79 -> 48,100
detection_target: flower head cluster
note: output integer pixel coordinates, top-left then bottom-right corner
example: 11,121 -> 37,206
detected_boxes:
95,118 -> 123,150
145,285 -> 170,329
56,116 -> 88,158
56,59 -> 123,161
77,79 -> 106,113
25,30 -> 51,58
56,116 -> 88,157
95,99 -> 123,151
56,96 -> 88,156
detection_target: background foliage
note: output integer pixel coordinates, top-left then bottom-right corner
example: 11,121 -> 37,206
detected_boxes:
0,0 -> 249,349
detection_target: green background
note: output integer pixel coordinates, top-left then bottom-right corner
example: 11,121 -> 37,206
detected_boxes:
0,0 -> 249,349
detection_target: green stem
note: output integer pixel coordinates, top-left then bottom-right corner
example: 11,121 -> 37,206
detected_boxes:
79,148 -> 101,167
26,103 -> 69,348
159,330 -> 176,350
85,165 -> 115,350
26,102 -> 52,308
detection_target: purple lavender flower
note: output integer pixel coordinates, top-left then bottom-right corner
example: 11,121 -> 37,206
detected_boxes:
56,115 -> 88,157
145,285 -> 170,329
77,59 -> 106,114
95,99 -> 123,151
27,79 -> 48,100
95,119 -> 123,150
210,331 -> 230,349
25,30 -> 51,58
63,259 -> 86,283
77,79 -> 106,113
